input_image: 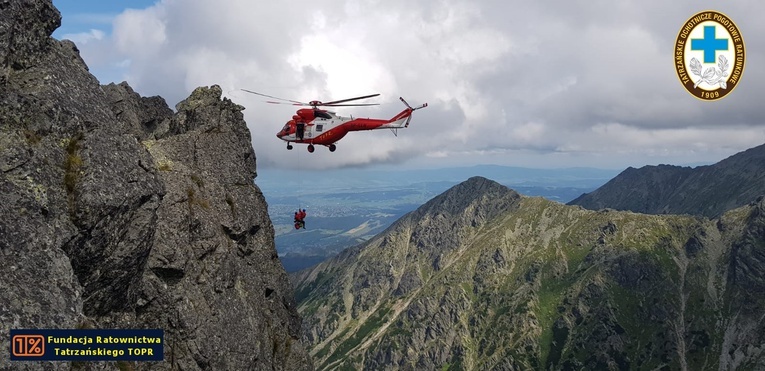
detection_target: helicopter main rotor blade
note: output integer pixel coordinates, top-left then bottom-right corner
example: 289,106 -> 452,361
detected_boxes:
265,101 -> 304,106
241,89 -> 306,105
320,93 -> 380,106
322,103 -> 380,107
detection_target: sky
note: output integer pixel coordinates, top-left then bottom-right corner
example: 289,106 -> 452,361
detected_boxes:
51,0 -> 765,171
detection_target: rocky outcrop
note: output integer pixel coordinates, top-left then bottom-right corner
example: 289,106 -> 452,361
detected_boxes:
1,3 -> 163,369
0,0 -> 312,369
104,82 -> 174,140
125,84 -> 311,370
294,177 -> 765,370
569,144 -> 765,218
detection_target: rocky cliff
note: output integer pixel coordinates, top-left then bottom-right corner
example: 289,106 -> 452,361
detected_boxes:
0,1 -> 312,369
293,176 -> 765,370
568,143 -> 765,218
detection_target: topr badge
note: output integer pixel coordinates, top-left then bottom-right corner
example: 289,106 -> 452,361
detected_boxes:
674,10 -> 745,101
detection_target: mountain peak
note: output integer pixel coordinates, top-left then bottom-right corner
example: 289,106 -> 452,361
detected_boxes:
404,176 -> 521,256
412,176 -> 521,220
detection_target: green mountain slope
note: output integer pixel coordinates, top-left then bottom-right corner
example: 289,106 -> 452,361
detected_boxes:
569,143 -> 765,218
293,177 -> 765,370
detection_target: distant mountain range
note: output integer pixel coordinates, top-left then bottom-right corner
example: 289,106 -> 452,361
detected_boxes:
293,176 -> 765,370
257,164 -> 620,191
569,143 -> 765,218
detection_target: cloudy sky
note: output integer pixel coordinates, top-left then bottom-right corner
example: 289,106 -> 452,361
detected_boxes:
52,0 -> 765,171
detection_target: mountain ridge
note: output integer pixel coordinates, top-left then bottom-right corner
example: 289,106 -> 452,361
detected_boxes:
294,176 -> 765,370
569,143 -> 765,217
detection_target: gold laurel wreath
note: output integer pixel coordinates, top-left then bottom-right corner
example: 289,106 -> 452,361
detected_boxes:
690,55 -> 729,89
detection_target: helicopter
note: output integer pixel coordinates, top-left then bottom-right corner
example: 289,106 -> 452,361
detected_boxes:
242,90 -> 427,152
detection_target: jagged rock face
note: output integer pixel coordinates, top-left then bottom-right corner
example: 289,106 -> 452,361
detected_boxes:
0,0 -> 60,72
294,177 -> 765,370
2,2 -> 162,368
117,85 -> 311,370
569,144 -> 765,218
0,3 -> 82,370
104,82 -> 174,140
1,1 -> 312,369
2,0 -> 165,319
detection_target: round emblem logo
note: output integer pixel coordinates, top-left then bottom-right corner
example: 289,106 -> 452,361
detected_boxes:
674,10 -> 745,101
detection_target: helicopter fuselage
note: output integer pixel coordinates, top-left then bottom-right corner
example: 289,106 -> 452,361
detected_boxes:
276,108 -> 412,145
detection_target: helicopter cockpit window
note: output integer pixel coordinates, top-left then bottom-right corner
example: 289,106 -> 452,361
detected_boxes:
282,123 -> 291,132
314,110 -> 332,119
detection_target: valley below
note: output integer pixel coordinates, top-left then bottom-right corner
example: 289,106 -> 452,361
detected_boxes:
259,166 -> 619,271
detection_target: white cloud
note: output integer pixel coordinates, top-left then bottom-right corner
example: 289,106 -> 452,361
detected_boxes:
60,29 -> 105,44
113,7 -> 167,58
65,0 -> 765,170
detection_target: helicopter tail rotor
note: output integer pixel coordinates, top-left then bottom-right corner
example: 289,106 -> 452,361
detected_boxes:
399,97 -> 428,127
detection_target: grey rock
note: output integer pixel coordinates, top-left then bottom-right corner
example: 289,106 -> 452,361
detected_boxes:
0,0 -> 60,72
393,267 -> 422,297
730,197 -> 765,301
134,85 -> 310,370
104,82 -> 174,140
1,1 -> 313,369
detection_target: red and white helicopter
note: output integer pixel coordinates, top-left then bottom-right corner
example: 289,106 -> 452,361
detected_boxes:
242,90 -> 427,152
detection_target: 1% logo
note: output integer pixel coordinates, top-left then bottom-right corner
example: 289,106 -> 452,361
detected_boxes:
12,335 -> 45,357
